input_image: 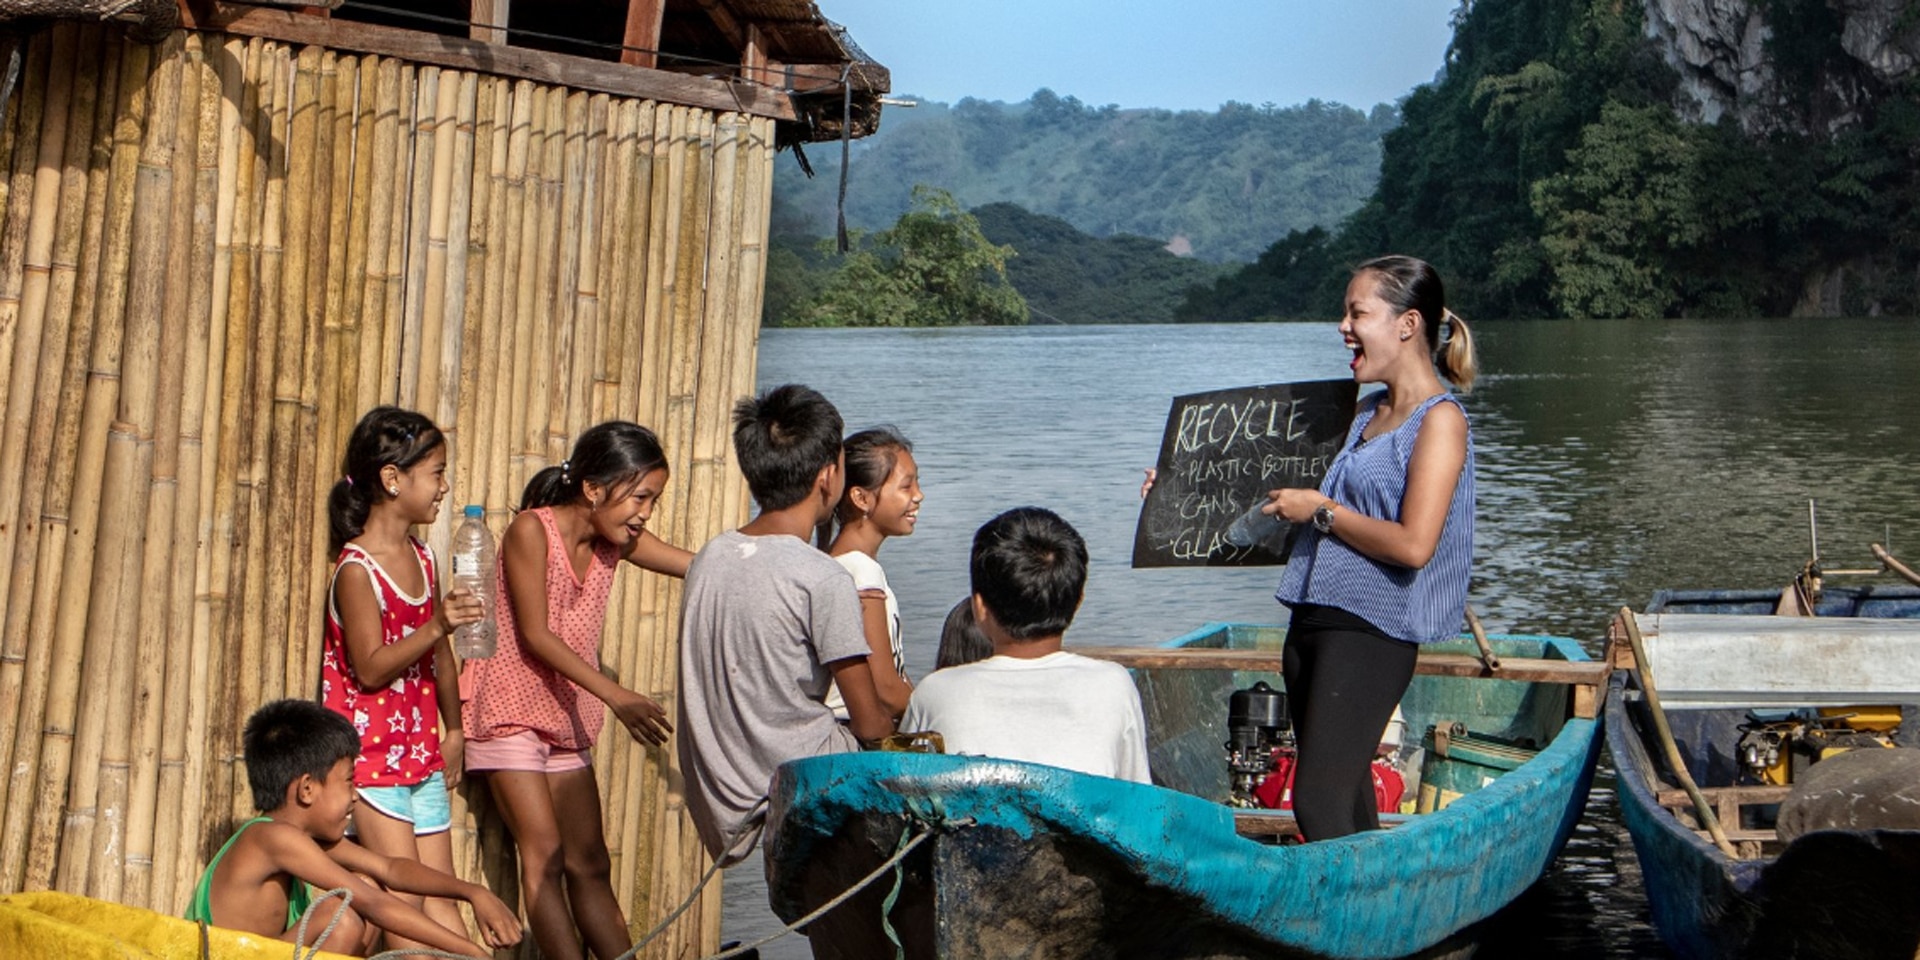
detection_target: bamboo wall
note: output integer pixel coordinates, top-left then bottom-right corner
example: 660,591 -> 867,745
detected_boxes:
0,21 -> 772,957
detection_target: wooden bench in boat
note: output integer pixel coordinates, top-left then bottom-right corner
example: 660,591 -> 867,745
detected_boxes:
1653,785 -> 1791,855
1077,646 -> 1608,719
1231,809 -> 1411,839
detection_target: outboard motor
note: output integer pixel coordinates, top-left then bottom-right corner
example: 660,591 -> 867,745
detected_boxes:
1225,681 -> 1291,807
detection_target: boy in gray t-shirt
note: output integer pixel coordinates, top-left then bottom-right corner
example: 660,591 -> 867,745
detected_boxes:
677,385 -> 893,863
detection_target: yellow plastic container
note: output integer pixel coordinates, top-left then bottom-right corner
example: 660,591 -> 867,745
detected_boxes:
0,890 -> 355,960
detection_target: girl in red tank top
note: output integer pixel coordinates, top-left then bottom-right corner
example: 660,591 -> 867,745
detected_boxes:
462,422 -> 691,960
321,407 -> 485,950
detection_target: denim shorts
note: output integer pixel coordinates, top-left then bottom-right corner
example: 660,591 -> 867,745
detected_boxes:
354,771 -> 453,835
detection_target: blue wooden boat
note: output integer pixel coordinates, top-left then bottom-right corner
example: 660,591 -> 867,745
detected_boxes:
1604,596 -> 1920,960
764,624 -> 1605,959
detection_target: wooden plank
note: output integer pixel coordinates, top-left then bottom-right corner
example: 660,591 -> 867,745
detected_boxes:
470,0 -> 508,45
619,0 -> 663,69
1077,646 -> 1610,687
1655,785 -> 1791,809
180,3 -> 797,120
1233,809 -> 1409,839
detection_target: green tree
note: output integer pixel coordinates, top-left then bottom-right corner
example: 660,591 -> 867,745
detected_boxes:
1531,101 -> 1707,318
794,186 -> 1029,327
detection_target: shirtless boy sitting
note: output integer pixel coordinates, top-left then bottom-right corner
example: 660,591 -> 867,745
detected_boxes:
185,699 -> 519,957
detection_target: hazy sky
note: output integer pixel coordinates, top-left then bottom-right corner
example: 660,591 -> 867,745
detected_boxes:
815,0 -> 1461,112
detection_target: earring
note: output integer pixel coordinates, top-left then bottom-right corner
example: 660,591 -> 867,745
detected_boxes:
387,486 -> 399,496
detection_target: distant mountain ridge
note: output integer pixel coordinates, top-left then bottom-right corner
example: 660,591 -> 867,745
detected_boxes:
770,89 -> 1398,264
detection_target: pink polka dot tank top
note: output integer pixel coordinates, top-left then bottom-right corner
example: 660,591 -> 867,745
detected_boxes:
320,538 -> 445,787
461,507 -> 619,750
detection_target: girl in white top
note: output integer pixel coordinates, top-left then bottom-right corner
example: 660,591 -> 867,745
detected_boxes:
820,427 -> 920,721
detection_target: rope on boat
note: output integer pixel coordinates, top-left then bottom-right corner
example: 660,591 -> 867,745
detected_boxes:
703,825 -> 934,960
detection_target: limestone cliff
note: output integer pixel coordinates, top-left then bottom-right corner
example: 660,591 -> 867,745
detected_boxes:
1642,0 -> 1917,133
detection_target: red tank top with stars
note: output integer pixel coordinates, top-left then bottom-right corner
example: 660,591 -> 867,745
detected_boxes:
320,538 -> 446,787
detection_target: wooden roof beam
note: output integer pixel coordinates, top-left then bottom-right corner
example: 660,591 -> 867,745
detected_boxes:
471,0 -> 508,44
620,0 -> 664,68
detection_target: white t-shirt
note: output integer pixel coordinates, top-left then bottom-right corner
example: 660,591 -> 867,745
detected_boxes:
900,651 -> 1151,783
676,531 -> 869,863
824,550 -> 905,718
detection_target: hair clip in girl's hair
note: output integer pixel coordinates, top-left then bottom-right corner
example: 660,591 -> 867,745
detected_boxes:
344,475 -> 355,488
560,459 -> 573,483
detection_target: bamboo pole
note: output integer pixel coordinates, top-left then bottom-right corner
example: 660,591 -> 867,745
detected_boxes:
0,25 -> 71,830
549,90 -> 588,446
395,66 -> 437,411
437,70 -> 476,517
526,87 -> 563,467
504,82 -> 541,490
119,30 -> 199,909
589,99 -> 646,916
1618,608 -> 1740,859
0,26 -> 117,892
413,66 -> 453,424
0,26 -> 71,696
201,32 -> 263,849
269,46 -> 320,699
229,39 -> 291,823
351,57 -> 392,416
453,74 -> 498,517
155,28 -> 225,910
0,30 -> 52,497
373,62 -> 415,409
36,31 -> 150,892
252,33 -> 293,711
477,77 -> 513,523
86,34 -> 184,898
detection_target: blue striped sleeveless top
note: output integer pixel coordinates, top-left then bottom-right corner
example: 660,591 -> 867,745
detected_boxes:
1275,390 -> 1474,644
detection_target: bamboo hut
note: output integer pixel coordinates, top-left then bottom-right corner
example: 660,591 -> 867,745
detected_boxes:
0,0 -> 886,955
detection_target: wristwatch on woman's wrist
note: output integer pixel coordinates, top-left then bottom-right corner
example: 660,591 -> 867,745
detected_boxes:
1312,501 -> 1337,533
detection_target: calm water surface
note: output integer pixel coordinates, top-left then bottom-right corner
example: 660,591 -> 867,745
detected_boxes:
723,319 -> 1920,958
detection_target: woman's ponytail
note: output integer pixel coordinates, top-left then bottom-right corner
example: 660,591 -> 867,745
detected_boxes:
519,463 -> 578,511
1440,309 -> 1478,393
327,477 -> 371,556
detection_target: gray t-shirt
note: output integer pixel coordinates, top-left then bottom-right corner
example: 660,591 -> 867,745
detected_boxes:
677,530 -> 869,862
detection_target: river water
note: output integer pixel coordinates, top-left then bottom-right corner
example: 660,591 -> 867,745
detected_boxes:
722,318 -> 1920,958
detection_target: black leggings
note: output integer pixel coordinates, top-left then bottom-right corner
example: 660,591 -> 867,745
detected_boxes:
1282,606 -> 1418,840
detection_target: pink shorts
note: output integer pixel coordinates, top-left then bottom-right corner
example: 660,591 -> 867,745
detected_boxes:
464,730 -> 592,774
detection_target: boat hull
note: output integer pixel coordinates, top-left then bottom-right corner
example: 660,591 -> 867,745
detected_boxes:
766,632 -> 1601,959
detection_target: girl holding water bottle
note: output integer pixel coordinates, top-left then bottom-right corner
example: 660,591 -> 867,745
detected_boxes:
321,406 -> 484,950
461,421 -> 691,960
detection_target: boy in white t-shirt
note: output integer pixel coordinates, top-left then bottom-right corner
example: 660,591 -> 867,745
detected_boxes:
901,508 -> 1150,783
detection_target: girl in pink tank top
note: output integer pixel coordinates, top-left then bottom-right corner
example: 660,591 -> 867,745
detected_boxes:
462,422 -> 691,960
322,407 -> 486,950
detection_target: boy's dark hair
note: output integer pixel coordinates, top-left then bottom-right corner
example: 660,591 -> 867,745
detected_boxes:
969,507 -> 1088,641
936,596 -> 994,669
521,420 -> 669,511
243,699 -> 361,812
328,406 -> 444,555
732,384 -> 843,512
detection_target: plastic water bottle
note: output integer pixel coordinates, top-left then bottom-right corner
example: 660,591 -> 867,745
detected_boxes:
449,505 -> 497,659
1224,499 -> 1289,551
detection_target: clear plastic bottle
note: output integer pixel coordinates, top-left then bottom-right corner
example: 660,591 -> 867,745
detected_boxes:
1224,498 -> 1290,551
449,505 -> 497,659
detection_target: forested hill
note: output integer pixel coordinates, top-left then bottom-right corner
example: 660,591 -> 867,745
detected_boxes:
770,91 -> 1398,263
1183,0 -> 1920,321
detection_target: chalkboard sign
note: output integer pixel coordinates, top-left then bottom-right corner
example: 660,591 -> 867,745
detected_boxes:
1132,379 -> 1358,567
